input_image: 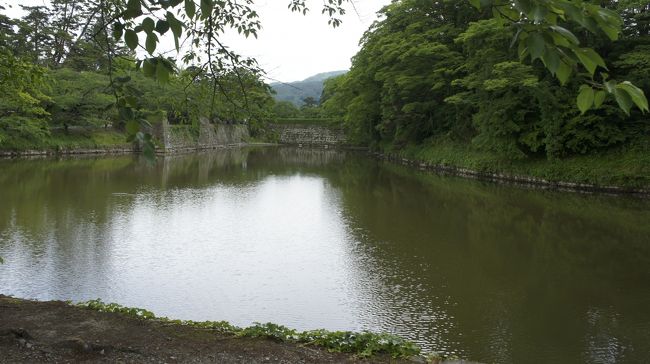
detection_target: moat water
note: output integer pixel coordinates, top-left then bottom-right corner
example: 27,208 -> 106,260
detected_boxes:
1,147 -> 649,363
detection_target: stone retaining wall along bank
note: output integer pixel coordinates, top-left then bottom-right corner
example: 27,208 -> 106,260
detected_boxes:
273,123 -> 347,146
154,117 -> 249,152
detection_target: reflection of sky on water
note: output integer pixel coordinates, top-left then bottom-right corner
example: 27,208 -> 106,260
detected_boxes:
2,171 -> 435,337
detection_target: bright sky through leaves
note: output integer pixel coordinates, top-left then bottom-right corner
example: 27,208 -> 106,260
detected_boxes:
2,0 -> 391,82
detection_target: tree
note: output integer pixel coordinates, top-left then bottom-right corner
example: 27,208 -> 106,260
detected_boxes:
14,6 -> 53,63
272,101 -> 301,118
301,97 -> 317,108
320,74 -> 348,119
320,0 -> 649,158
0,48 -> 51,146
48,68 -> 115,131
48,0 -> 110,68
0,12 -> 15,47
466,0 -> 648,115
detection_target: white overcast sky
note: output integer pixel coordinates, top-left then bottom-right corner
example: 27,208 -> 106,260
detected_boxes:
2,0 -> 391,82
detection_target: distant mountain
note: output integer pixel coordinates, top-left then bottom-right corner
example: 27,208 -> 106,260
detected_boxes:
301,70 -> 348,83
271,70 -> 347,106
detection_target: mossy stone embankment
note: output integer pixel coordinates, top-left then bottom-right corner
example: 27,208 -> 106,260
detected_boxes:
378,139 -> 650,195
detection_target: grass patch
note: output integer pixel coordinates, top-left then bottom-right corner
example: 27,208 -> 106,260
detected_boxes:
77,299 -> 424,359
395,138 -> 650,189
50,130 -> 130,149
0,129 -> 130,151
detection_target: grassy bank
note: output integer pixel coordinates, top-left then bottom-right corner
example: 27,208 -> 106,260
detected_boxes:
393,139 -> 650,189
1,295 -> 463,363
77,299 -> 423,360
0,129 -> 131,152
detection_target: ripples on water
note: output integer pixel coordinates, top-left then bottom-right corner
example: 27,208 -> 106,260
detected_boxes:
1,147 -> 649,363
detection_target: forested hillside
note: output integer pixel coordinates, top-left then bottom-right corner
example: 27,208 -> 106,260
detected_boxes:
270,70 -> 347,106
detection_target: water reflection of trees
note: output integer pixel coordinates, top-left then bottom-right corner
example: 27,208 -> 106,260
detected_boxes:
0,148 -> 345,238
326,159 -> 650,363
0,148 -> 346,298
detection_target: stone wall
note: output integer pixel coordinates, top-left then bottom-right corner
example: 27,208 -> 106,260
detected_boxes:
155,117 -> 249,152
154,118 -> 346,151
273,124 -> 347,146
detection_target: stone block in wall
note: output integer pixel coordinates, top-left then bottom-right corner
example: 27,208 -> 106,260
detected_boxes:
273,124 -> 347,146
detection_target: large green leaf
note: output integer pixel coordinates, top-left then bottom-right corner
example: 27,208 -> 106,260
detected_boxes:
124,30 -> 139,51
616,81 -> 649,113
156,20 -> 170,35
573,47 -> 607,76
142,17 -> 155,33
530,5 -> 548,23
549,25 -> 579,45
113,23 -> 124,40
200,0 -> 213,19
595,8 -> 621,40
555,61 -> 572,85
577,86 -> 594,114
124,0 -> 142,19
527,33 -> 545,61
594,90 -> 607,108
167,12 -> 183,51
119,106 -> 135,121
126,119 -> 140,134
185,0 -> 196,18
614,88 -> 633,115
145,33 -> 158,55
541,46 -> 560,74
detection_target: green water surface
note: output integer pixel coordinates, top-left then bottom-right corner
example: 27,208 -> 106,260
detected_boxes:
0,147 -> 649,363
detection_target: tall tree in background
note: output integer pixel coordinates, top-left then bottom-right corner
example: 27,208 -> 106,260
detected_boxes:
15,6 -> 53,63
49,0 -> 91,66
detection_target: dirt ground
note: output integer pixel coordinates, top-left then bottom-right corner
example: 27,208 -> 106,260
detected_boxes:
0,295 -> 441,363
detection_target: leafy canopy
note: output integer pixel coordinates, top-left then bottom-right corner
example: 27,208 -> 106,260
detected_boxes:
107,0 -> 647,117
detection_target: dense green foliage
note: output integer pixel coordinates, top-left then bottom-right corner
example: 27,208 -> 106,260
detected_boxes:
77,299 -> 422,359
321,0 -> 650,162
0,2 -> 274,153
3,0 -> 646,156
25,0 -> 636,149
